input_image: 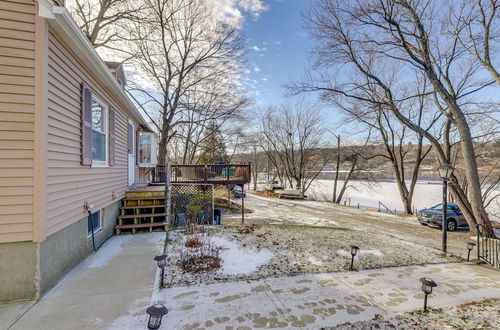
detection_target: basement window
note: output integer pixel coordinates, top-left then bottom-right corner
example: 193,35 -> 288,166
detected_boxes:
87,210 -> 102,237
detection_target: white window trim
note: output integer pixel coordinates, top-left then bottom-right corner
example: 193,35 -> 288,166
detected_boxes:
87,210 -> 102,238
91,95 -> 109,167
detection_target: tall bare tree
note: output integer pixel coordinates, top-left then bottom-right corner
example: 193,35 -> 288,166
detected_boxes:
293,0 -> 498,233
68,0 -> 144,49
127,0 -> 244,164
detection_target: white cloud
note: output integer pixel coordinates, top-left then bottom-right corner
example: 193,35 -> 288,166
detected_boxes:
249,45 -> 267,52
254,65 -> 261,73
262,77 -> 268,81
212,0 -> 268,27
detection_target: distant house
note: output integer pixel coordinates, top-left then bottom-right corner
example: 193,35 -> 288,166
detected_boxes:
0,0 -> 157,302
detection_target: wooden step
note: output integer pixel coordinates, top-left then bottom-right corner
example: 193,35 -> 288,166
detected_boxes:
114,222 -> 167,229
118,213 -> 166,219
124,197 -> 165,201
121,205 -> 165,210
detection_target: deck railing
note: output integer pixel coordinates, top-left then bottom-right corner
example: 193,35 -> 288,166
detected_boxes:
152,164 -> 251,185
477,223 -> 499,268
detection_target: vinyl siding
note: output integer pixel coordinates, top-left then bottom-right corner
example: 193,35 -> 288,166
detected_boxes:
46,29 -> 137,236
0,0 -> 35,243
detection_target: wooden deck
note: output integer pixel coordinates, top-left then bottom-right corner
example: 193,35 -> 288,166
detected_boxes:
152,164 -> 251,185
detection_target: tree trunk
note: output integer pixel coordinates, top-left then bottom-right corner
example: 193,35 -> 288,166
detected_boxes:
333,135 -> 340,203
336,158 -> 357,203
158,134 -> 168,165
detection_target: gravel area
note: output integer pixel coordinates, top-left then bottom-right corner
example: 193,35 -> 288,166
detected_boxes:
330,298 -> 500,330
163,224 -> 458,287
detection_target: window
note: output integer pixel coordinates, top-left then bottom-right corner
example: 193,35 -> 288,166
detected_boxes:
431,204 -> 455,211
139,132 -> 157,167
140,134 -> 151,163
91,97 -> 108,165
87,210 -> 101,236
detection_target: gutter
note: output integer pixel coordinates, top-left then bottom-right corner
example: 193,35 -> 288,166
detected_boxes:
37,1 -> 151,129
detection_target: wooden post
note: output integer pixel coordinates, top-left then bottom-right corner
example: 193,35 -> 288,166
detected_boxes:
227,165 -> 230,202
241,184 -> 245,224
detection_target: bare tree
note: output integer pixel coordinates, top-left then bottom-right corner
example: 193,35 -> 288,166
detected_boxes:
128,0 -> 244,164
68,0 -> 144,49
293,0 -> 498,233
259,101 -> 329,197
452,0 -> 500,84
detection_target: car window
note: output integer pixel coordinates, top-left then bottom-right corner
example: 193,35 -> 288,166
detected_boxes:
431,204 -> 455,211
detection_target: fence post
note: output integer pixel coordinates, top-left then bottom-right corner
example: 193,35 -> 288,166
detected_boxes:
476,223 -> 480,262
164,163 -> 171,226
378,202 -> 381,212
357,203 -> 359,209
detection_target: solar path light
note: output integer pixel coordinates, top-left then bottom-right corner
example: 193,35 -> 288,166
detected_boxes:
467,242 -> 476,261
350,245 -> 359,271
419,277 -> 437,312
146,304 -> 168,329
154,254 -> 168,288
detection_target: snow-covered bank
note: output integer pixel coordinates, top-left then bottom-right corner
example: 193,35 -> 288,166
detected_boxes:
305,179 -> 499,220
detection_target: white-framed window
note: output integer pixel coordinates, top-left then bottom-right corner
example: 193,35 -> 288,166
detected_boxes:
91,96 -> 108,166
87,210 -> 102,237
139,132 -> 158,167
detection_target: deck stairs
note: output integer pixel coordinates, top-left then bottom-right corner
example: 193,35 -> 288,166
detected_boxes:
114,190 -> 167,234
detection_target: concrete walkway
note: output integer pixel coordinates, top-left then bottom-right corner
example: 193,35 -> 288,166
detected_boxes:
158,263 -> 500,329
1,232 -> 498,330
0,232 -> 165,330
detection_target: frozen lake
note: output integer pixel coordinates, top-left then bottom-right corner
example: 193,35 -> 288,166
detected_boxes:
306,179 -> 499,220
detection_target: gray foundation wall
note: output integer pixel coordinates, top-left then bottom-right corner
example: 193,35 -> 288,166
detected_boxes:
0,242 -> 38,303
0,200 -> 121,303
39,200 -> 120,295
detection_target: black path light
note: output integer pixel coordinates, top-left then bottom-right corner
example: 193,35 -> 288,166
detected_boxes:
437,163 -> 454,253
154,254 -> 168,288
467,242 -> 476,261
349,245 -> 359,271
419,277 -> 437,312
146,304 -> 168,329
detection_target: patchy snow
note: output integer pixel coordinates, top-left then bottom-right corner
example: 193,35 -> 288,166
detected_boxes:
308,256 -> 324,266
210,236 -> 274,275
337,249 -> 384,258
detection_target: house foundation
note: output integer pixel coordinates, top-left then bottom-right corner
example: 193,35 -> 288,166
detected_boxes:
0,200 -> 120,303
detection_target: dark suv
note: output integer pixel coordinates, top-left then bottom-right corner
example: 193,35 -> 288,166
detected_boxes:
417,203 -> 468,231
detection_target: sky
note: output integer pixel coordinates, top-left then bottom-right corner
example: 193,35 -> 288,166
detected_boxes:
235,0 -> 317,109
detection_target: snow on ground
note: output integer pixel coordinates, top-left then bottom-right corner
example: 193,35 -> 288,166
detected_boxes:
331,298 -> 500,330
337,249 -> 384,258
210,236 -> 273,275
162,225 -> 457,288
305,179 -> 500,220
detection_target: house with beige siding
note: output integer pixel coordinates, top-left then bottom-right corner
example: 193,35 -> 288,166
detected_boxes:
0,0 -> 157,302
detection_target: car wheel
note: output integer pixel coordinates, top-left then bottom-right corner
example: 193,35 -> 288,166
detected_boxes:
447,219 -> 457,232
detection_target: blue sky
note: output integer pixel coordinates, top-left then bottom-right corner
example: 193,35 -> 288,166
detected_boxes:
239,1 -> 316,109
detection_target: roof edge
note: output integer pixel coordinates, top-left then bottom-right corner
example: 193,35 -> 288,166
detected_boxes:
38,2 -> 150,129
